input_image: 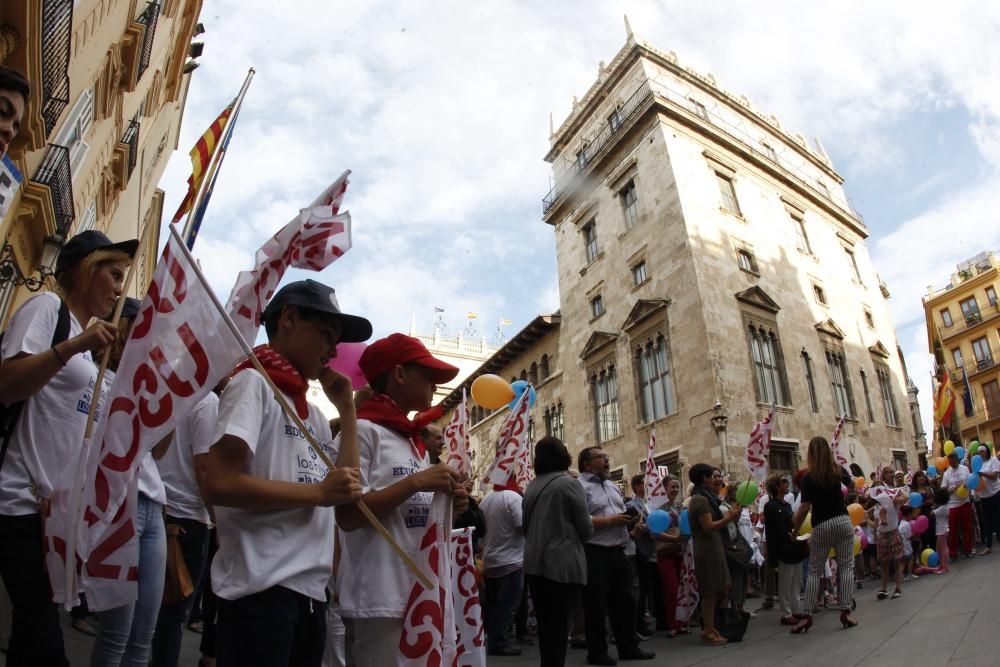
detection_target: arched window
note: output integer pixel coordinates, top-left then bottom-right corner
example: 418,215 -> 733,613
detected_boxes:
540,354 -> 550,379
529,362 -> 538,385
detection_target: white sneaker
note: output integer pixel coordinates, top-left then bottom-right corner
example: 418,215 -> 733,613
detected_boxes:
978,547 -> 991,556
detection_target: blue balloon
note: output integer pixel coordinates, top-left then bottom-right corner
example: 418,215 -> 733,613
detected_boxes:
647,509 -> 671,534
508,380 -> 537,409
927,466 -> 938,478
927,552 -> 940,568
909,492 -> 923,508
972,454 -> 984,473
967,473 -> 980,490
955,446 -> 966,461
679,509 -> 691,536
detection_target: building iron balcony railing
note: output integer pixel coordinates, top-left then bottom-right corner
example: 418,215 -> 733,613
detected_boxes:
34,144 -> 75,237
122,119 -> 141,178
965,310 -> 983,327
977,356 -> 996,373
135,2 -> 161,82
40,0 -> 73,136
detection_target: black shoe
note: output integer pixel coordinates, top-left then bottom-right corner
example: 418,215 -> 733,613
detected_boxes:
587,655 -> 618,666
619,648 -> 656,660
487,646 -> 522,656
571,638 -> 588,650
515,636 -> 534,646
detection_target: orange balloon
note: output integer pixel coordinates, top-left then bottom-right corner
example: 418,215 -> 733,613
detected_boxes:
847,503 -> 865,527
935,457 -> 949,473
470,374 -> 516,409
854,476 -> 866,490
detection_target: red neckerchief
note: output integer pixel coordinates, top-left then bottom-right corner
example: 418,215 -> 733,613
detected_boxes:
234,344 -> 309,419
356,393 -> 442,459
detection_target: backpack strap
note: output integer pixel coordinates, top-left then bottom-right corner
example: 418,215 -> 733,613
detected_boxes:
0,298 -> 71,471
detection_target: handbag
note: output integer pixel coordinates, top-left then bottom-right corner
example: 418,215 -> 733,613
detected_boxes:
724,530 -> 754,571
714,606 -> 751,642
162,523 -> 194,606
655,526 -> 683,558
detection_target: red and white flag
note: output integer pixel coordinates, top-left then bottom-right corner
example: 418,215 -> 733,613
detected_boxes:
46,228 -> 244,609
644,433 -> 668,510
227,171 -> 352,343
831,414 -> 849,472
444,390 -> 471,478
450,527 -> 486,667
399,493 -> 456,667
745,405 -> 774,482
482,391 -> 530,488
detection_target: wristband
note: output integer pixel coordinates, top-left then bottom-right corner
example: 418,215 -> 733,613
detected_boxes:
52,344 -> 68,367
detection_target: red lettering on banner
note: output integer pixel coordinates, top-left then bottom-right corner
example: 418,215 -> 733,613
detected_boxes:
148,323 -> 210,397
133,363 -> 173,429
98,412 -> 141,475
86,515 -> 135,579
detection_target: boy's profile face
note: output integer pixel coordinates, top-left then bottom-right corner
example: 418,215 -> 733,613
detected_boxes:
282,307 -> 342,380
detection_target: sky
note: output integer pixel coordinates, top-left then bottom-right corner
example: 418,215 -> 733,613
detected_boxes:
158,0 -> 1000,441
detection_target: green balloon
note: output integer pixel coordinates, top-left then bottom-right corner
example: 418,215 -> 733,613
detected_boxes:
736,480 -> 759,506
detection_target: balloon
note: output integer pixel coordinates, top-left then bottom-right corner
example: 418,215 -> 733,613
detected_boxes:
735,480 -> 759,506
957,485 -> 969,499
944,440 -> 955,455
955,446 -> 966,461
508,380 -> 537,410
928,552 -> 940,568
935,457 -> 949,472
912,515 -> 929,536
848,503 -> 865,527
859,530 -> 869,549
972,455 -> 984,473
853,535 -> 861,556
927,466 -> 938,478
326,342 -> 369,390
971,440 -> 980,450
854,476 -> 866,489
647,509 -> 671,534
828,547 -> 835,558
799,513 -> 813,536
920,548 -> 934,567
841,484 -> 849,499
909,492 -> 923,508
967,473 -> 980,491
470,374 -> 516,409
679,509 -> 691,536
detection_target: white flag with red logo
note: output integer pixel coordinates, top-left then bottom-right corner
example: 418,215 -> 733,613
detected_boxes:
45,227 -> 244,609
398,493 -> 456,666
746,405 -> 774,482
444,390 -> 471,478
831,413 -> 849,472
451,527 -> 486,667
482,391 -> 530,488
227,171 -> 352,343
644,433 -> 668,510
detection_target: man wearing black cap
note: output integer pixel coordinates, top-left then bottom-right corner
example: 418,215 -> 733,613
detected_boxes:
205,279 -> 370,667
336,333 -> 469,667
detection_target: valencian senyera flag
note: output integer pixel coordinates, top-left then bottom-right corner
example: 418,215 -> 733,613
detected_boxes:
170,102 -> 234,225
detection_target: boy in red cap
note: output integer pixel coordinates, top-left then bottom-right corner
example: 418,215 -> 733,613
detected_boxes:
205,280 -> 370,667
336,333 -> 468,666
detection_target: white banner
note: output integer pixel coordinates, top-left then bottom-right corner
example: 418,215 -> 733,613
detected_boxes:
644,433 -> 668,510
482,391 -> 530,487
450,527 -> 486,666
444,390 -> 471,478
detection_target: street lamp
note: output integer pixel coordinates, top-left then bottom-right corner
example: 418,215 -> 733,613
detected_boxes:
0,234 -> 64,292
710,401 -> 729,472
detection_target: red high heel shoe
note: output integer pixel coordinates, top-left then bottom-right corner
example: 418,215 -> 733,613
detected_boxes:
790,615 -> 812,634
840,610 -> 858,629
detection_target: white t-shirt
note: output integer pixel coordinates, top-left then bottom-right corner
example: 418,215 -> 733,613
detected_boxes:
479,489 -> 524,571
157,392 -> 218,523
933,505 -> 949,535
870,486 -> 901,533
210,370 -> 336,602
899,521 -> 913,556
336,420 -> 432,619
0,293 -> 108,515
978,456 -> 1000,499
942,465 -> 971,508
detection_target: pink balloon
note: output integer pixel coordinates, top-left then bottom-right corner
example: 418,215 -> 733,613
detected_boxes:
326,342 -> 369,390
841,484 -> 849,499
912,515 -> 929,536
859,531 -> 869,549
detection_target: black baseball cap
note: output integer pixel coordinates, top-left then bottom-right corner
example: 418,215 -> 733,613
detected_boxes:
262,279 -> 372,343
55,230 -> 139,275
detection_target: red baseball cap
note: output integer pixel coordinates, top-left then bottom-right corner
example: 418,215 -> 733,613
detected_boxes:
359,333 -> 459,385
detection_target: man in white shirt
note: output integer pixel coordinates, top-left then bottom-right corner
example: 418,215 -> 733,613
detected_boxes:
942,451 -> 975,560
480,483 -> 525,657
205,280 -> 369,667
975,444 -> 1000,554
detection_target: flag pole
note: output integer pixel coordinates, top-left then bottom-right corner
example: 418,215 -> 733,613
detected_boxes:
181,67 -> 255,244
167,224 -> 432,589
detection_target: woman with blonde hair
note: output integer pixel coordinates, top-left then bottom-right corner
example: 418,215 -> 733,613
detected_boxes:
0,230 -> 136,666
791,437 -> 857,633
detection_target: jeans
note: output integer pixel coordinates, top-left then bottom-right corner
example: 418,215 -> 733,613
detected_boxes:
151,516 -> 210,667
582,544 -> 639,659
217,586 -> 327,667
484,568 -> 524,651
527,576 -> 580,667
0,513 -> 69,667
948,502 -> 975,557
91,494 -> 167,667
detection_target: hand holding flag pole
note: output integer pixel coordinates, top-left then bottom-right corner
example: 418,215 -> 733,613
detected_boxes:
168,224 -> 433,589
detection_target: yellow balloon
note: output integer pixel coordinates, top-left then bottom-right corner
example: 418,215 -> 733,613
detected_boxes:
920,547 -> 934,566
957,485 -> 969,499
944,440 -> 955,455
799,513 -> 813,536
470,374 -> 516,409
828,547 -> 835,558
853,535 -> 861,556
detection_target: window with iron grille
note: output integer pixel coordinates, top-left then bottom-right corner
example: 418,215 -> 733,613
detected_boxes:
972,336 -> 993,371
826,349 -> 856,419
635,335 -> 676,423
583,221 -> 598,264
891,450 -> 908,473
961,296 -> 981,325
746,321 -> 790,406
715,172 -> 741,216
608,107 -> 623,132
544,403 -> 565,441
620,180 -> 639,229
592,366 -> 620,442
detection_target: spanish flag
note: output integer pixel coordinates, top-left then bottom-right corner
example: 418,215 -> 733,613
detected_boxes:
171,103 -> 233,223
934,366 -> 956,426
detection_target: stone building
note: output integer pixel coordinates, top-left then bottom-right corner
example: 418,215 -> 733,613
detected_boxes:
0,0 -> 204,322
923,251 -> 1000,448
444,26 -> 918,486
